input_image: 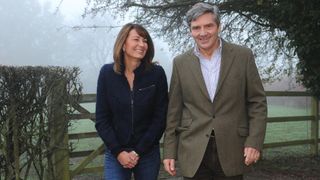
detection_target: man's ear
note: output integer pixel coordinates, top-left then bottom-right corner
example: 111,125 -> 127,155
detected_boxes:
218,24 -> 222,37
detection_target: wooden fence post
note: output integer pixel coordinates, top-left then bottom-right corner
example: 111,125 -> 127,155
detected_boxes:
48,81 -> 71,180
12,112 -> 20,180
8,101 -> 20,180
54,129 -> 70,180
311,96 -> 319,156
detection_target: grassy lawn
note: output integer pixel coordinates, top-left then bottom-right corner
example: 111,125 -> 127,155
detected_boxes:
265,104 -> 313,143
267,104 -> 311,117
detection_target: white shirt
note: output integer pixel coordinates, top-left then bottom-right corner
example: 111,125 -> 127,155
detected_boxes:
193,40 -> 222,102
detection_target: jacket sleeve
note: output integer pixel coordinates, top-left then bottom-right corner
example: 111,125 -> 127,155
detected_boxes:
134,66 -> 168,155
95,66 -> 124,157
244,50 -> 268,151
163,60 -> 183,160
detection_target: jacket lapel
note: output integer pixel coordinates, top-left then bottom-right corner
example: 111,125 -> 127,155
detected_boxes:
186,50 -> 211,101
214,40 -> 236,99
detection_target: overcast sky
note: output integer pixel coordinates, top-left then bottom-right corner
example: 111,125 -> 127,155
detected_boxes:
53,0 -> 172,93
0,0 -> 303,94
39,0 -> 87,21
1,0 -> 173,93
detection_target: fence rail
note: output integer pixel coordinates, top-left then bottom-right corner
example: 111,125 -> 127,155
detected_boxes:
264,91 -> 319,154
64,91 -> 319,179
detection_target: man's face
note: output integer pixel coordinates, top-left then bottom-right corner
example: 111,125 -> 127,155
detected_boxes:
190,13 -> 220,54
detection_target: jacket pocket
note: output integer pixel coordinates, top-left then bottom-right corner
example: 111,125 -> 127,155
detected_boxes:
136,84 -> 156,105
138,84 -> 155,91
175,126 -> 189,133
175,119 -> 192,133
238,127 -> 249,137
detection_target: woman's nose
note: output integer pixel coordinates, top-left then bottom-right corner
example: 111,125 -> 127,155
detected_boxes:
138,39 -> 146,46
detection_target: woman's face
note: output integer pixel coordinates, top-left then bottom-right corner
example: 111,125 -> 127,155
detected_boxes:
123,29 -> 148,62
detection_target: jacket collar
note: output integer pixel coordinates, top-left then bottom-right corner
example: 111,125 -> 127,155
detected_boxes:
120,60 -> 146,76
185,39 -> 236,102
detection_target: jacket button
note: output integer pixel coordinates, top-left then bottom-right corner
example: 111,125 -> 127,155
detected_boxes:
212,115 -> 215,118
206,134 -> 210,138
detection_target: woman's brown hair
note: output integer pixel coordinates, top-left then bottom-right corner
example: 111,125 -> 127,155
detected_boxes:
113,23 -> 155,74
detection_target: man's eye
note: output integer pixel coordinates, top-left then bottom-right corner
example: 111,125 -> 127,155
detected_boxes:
192,27 -> 200,30
206,24 -> 214,28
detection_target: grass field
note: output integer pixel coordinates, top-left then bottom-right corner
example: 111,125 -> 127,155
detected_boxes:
265,104 -> 312,143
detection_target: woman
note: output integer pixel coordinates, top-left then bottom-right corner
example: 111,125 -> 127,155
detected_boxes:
95,23 -> 168,180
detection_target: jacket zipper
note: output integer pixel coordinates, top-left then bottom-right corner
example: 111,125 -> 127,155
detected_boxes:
130,90 -> 134,135
138,84 -> 155,91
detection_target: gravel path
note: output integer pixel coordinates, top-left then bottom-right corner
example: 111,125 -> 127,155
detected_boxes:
73,156 -> 320,180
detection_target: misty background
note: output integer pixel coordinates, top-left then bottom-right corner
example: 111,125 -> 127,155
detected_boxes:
0,0 -> 303,93
0,0 -> 172,93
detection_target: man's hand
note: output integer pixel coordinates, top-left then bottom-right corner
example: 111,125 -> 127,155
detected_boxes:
163,159 -> 176,176
244,147 -> 260,166
117,151 -> 139,169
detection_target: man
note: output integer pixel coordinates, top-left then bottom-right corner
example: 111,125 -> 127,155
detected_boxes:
163,3 -> 267,180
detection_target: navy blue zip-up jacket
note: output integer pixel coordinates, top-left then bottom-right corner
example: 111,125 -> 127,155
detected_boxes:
95,62 -> 168,157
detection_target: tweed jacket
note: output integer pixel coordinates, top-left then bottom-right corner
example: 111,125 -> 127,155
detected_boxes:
163,40 -> 267,177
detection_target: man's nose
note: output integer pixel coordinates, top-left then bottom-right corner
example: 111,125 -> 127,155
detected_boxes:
199,28 -> 207,36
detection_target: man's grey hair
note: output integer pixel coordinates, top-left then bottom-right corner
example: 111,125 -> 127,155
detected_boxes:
186,2 -> 221,27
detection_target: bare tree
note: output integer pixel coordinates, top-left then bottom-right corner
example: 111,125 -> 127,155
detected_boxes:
83,0 -> 320,96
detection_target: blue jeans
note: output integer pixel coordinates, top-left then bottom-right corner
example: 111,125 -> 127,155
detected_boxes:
104,146 -> 160,180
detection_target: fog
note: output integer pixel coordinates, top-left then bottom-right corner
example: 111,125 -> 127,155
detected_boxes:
0,0 -> 173,93
0,0 -> 303,94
